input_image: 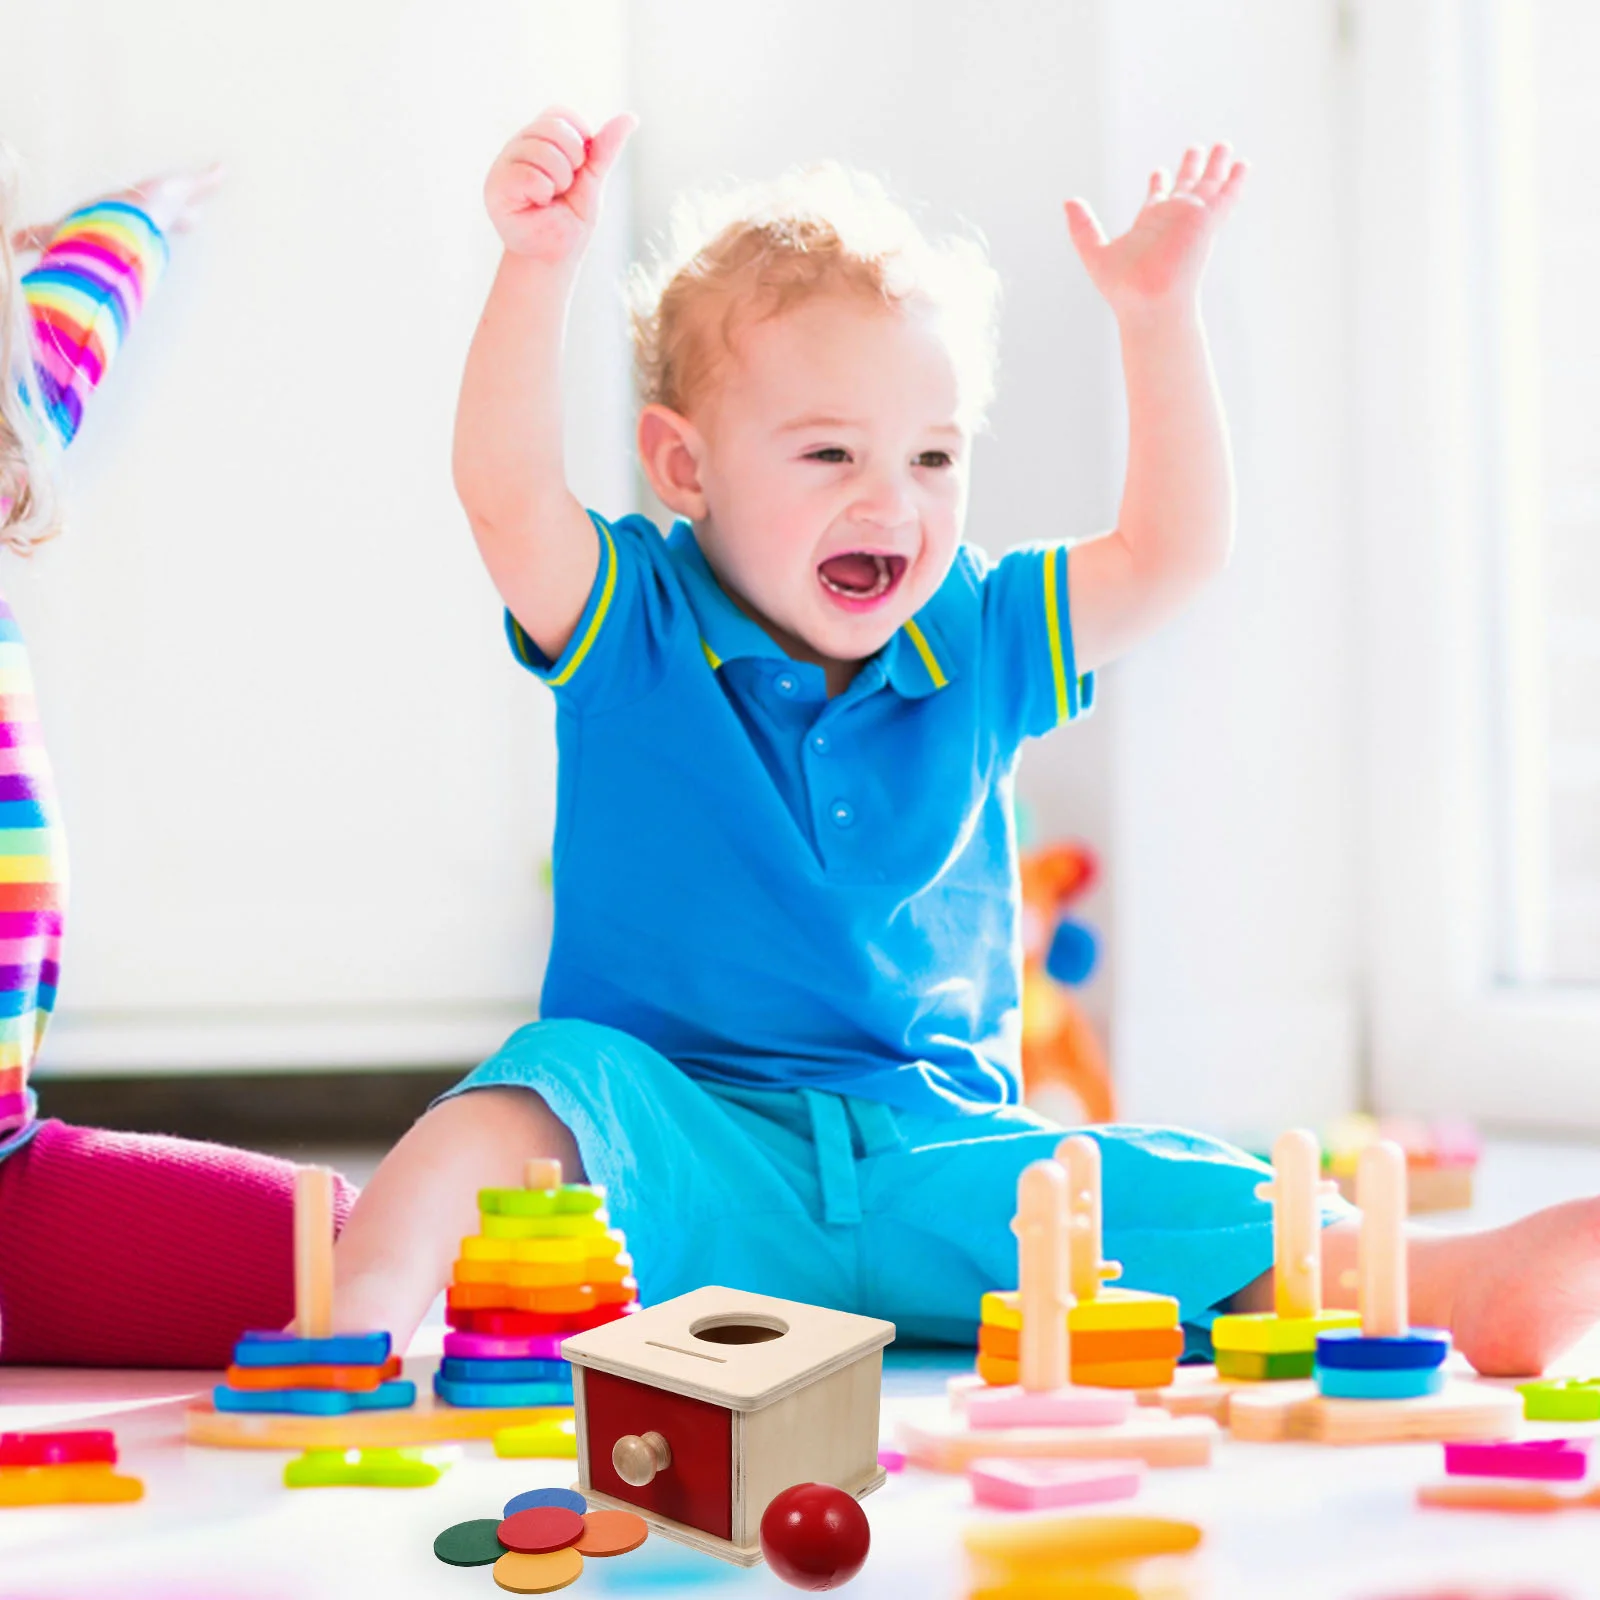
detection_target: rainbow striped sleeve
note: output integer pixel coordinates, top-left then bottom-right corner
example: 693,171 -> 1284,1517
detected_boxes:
20,200 -> 169,449
0,597 -> 65,1151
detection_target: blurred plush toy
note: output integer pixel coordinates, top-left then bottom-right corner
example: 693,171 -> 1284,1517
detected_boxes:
1019,840 -> 1114,1125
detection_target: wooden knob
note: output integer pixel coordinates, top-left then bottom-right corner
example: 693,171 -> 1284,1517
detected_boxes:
612,1430 -> 671,1487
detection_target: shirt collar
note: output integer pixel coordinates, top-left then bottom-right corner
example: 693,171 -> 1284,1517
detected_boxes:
665,518 -> 957,699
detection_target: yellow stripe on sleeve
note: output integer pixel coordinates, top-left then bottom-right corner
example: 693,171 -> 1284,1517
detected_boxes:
701,639 -> 722,670
1043,545 -> 1071,724
548,523 -> 618,688
902,619 -> 948,690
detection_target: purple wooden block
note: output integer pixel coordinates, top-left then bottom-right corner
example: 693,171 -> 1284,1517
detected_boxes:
441,1331 -> 567,1362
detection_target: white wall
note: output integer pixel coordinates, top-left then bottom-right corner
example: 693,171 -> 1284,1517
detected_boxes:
4,0 -> 633,1071
1099,2 -> 1361,1136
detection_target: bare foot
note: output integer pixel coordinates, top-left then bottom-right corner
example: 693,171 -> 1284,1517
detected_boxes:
1442,1197 -> 1600,1377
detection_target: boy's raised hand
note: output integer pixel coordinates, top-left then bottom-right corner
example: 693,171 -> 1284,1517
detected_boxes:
485,109 -> 636,265
1064,142 -> 1246,315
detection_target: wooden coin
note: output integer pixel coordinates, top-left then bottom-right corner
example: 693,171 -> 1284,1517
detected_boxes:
492,1548 -> 584,1593
433,1518 -> 507,1566
575,1508 -> 649,1557
497,1505 -> 585,1554
503,1485 -> 588,1516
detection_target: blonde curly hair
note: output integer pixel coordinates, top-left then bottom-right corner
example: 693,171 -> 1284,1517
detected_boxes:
0,142 -> 60,554
627,162 -> 1002,431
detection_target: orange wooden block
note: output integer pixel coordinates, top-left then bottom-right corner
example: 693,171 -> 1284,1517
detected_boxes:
979,1324 -> 1183,1366
977,1351 -> 1019,1387
589,1278 -> 639,1308
448,1283 -> 519,1312
1072,1358 -> 1180,1389
978,1323 -> 1018,1361
224,1356 -> 403,1392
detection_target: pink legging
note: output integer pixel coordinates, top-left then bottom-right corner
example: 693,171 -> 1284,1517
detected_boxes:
0,1120 -> 357,1367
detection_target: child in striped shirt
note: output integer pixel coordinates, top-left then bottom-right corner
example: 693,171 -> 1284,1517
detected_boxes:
0,150 -> 357,1366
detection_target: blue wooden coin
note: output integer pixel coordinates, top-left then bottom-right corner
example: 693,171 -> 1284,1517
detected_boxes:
1317,1363 -> 1445,1400
439,1356 -> 570,1385
214,1379 -> 416,1414
232,1330 -> 391,1368
432,1374 -> 573,1409
1315,1328 -> 1449,1370
504,1485 -> 589,1517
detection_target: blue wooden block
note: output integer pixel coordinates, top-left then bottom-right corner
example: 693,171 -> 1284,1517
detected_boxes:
231,1330 -> 392,1369
431,1373 -> 574,1409
1316,1363 -> 1445,1400
440,1357 -> 570,1385
213,1379 -> 416,1415
1315,1328 -> 1450,1371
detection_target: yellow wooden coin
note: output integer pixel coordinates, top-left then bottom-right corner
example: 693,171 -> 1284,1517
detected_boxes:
1210,1309 -> 1359,1354
492,1547 -> 583,1593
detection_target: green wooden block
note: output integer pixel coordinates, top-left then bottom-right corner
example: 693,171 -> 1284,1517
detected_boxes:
1215,1347 -> 1316,1381
1519,1378 -> 1600,1422
284,1447 -> 446,1488
479,1184 -> 606,1219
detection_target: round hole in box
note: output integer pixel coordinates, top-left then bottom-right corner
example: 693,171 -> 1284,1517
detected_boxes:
689,1314 -> 789,1345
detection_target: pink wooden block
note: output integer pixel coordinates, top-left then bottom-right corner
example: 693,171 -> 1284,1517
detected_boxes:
1444,1438 -> 1590,1481
877,1447 -> 907,1473
968,1456 -> 1144,1510
440,1331 -> 567,1361
966,1384 -> 1133,1430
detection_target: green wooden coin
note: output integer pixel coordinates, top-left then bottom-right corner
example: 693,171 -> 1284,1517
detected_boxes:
435,1518 -> 509,1567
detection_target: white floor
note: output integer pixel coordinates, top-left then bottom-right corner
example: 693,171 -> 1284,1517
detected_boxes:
2,1136 -> 1599,1599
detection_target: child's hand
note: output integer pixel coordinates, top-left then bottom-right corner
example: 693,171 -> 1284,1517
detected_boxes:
1064,143 -> 1246,318
484,109 -> 636,265
8,164 -> 223,255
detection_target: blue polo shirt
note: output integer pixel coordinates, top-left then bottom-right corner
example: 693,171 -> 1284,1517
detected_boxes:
506,512 -> 1093,1116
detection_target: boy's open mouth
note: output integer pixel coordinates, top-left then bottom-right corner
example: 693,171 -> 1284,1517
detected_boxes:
816,552 -> 907,606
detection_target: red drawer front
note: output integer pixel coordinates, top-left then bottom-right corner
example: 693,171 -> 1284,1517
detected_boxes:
583,1369 -> 732,1540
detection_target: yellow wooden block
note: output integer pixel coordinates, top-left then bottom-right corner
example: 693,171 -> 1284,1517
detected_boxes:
966,1514 -> 1202,1572
0,1463 -> 144,1505
186,1395 -> 571,1450
1210,1309 -> 1359,1355
968,1555 -> 1198,1600
461,1232 -> 623,1264
480,1212 -> 608,1241
982,1287 -> 1180,1334
493,1416 -> 578,1459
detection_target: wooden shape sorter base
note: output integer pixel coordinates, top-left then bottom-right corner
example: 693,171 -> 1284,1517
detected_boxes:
899,1408 -> 1215,1472
185,1391 -> 572,1450
1227,1378 -> 1521,1443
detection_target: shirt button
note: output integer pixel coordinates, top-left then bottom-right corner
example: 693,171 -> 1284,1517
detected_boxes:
775,672 -> 799,696
830,800 -> 855,828
810,732 -> 830,755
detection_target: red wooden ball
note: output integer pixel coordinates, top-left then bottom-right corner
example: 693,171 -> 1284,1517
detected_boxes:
759,1482 -> 871,1591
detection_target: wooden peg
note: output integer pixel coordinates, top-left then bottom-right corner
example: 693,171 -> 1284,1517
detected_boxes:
1251,1128 -> 1329,1321
294,1166 -> 336,1339
1015,1160 -> 1071,1393
1358,1140 -> 1409,1337
1054,1135 -> 1120,1302
524,1158 -> 563,1192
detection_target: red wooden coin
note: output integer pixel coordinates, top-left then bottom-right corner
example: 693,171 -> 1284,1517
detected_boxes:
574,1509 -> 649,1556
497,1506 -> 585,1554
0,1431 -> 117,1467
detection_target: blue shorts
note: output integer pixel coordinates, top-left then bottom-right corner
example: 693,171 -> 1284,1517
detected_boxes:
445,1019 -> 1351,1346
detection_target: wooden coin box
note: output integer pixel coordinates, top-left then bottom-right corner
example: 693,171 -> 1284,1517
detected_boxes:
561,1285 -> 895,1565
